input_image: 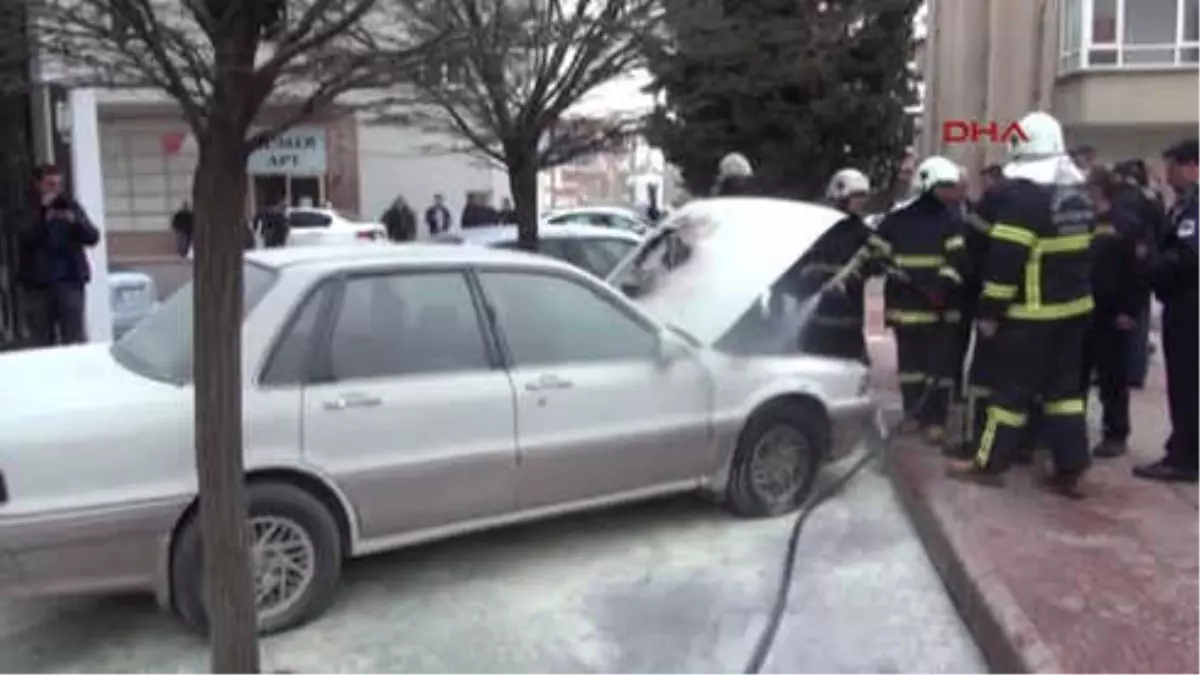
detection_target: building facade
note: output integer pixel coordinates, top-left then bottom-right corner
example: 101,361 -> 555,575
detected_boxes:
95,90 -> 509,259
922,0 -> 1198,182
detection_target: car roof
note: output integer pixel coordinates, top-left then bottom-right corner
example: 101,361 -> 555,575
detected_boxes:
246,242 -> 570,273
452,223 -> 641,245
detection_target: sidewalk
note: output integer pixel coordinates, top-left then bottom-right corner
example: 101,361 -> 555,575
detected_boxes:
866,295 -> 1199,673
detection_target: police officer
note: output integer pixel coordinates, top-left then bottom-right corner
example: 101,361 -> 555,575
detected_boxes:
790,168 -> 876,363
1083,166 -> 1147,459
947,111 -> 1095,497
1134,138 -> 1198,483
872,156 -> 965,443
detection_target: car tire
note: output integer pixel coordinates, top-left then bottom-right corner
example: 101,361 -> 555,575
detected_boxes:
172,481 -> 343,636
726,401 -> 827,518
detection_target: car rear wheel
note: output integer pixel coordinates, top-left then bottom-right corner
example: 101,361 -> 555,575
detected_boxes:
172,482 -> 343,635
726,402 -> 826,517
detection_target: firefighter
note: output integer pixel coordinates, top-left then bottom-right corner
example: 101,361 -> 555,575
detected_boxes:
790,168 -> 876,363
1134,138 -> 1198,483
1083,166 -> 1147,459
947,111 -> 1095,497
713,153 -> 756,196
872,156 -> 965,443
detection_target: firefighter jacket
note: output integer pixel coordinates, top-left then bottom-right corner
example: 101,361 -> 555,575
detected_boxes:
788,215 -> 873,328
1147,183 -> 1198,305
941,204 -> 992,308
974,178 -> 1095,322
1091,204 -> 1147,318
871,193 -> 965,327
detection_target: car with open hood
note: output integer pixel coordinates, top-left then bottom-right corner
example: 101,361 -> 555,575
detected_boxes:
0,197 -> 876,634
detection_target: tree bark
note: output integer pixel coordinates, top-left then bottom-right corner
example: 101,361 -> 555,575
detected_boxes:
192,133 -> 260,674
508,151 -> 540,252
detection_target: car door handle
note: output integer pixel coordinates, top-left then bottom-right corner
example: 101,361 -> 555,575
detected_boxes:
524,374 -> 574,392
322,393 -> 383,411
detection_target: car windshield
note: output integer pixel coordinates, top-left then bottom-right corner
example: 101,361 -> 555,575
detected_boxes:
110,262 -> 278,385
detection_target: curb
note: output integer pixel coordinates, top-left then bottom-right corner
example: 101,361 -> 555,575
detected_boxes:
884,445 -> 1061,674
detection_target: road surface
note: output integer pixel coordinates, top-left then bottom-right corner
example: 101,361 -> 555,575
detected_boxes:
0,446 -> 983,673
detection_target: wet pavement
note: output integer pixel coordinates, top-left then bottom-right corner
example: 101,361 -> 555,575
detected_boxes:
867,284 -> 1198,673
0,453 -> 984,673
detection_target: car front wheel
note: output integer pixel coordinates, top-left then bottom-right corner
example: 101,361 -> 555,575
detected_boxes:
172,482 -> 343,635
726,402 -> 826,517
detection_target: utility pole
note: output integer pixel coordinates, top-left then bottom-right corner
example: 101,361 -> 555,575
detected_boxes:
0,2 -> 37,351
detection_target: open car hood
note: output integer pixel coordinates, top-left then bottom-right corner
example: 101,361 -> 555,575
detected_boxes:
606,197 -> 847,345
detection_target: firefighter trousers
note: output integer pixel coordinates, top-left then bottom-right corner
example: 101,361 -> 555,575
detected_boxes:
894,322 -> 953,429
971,316 -> 1091,475
1083,314 -> 1132,442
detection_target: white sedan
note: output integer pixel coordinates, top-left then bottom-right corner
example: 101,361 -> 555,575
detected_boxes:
543,205 -> 654,234
283,207 -> 387,246
435,223 -> 642,279
0,197 -> 876,635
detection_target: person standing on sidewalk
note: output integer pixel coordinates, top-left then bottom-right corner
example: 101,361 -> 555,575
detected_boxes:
17,164 -> 101,346
946,111 -> 1095,497
1083,166 -> 1147,459
1134,139 -> 1198,483
425,194 -> 452,236
170,201 -> 193,257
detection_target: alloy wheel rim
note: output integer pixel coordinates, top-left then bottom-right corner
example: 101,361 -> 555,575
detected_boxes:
749,425 -> 811,508
250,515 -> 316,623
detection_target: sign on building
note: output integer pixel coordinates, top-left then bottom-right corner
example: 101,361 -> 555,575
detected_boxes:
247,127 -> 327,175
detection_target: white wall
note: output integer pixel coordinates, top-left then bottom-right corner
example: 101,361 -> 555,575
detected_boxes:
355,119 -> 509,239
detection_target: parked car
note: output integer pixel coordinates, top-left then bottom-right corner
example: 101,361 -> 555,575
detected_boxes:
0,197 -> 875,635
434,223 -> 642,279
283,207 -> 387,247
108,266 -> 158,338
542,205 -> 653,234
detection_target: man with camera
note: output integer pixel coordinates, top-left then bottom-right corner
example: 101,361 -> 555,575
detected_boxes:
17,164 -> 101,346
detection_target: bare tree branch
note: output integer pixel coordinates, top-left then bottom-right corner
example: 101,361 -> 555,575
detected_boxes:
395,0 -> 660,172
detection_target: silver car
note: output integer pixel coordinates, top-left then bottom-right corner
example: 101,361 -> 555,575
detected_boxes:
435,223 -> 642,279
0,197 -> 876,635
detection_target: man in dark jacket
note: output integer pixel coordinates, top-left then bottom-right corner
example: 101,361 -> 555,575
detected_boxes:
460,193 -> 498,229
380,196 -> 417,242
424,194 -> 452,236
170,201 -> 193,257
1083,167 -> 1148,459
18,164 -> 101,346
713,152 -> 756,196
254,200 -> 289,249
1112,158 -> 1166,388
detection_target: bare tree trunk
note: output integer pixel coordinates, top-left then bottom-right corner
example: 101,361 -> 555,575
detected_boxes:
508,151 -> 540,252
0,1 -> 34,350
192,133 -> 260,674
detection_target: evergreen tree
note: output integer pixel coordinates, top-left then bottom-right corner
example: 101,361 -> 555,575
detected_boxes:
646,0 -> 920,200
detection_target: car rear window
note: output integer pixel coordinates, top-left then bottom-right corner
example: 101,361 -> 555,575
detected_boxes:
288,211 -> 333,228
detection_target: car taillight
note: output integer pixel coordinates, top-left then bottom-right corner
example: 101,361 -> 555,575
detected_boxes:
357,231 -> 379,241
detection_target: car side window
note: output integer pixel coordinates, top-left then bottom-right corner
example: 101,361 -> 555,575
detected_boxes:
288,211 -> 333,228
479,271 -> 657,367
574,238 -> 636,277
261,282 -> 333,386
326,272 -> 490,381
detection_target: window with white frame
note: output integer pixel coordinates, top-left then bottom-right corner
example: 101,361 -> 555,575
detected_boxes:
1060,0 -> 1199,70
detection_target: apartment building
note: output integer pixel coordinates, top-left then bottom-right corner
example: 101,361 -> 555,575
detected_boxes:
921,0 -> 1198,181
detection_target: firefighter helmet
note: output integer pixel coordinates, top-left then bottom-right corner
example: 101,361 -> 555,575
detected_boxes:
718,152 -> 754,179
914,156 -> 962,192
1008,111 -> 1066,160
826,168 -> 871,200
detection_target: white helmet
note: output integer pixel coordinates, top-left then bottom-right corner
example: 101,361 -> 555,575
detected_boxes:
718,152 -> 753,179
914,156 -> 962,193
1008,111 -> 1066,160
826,168 -> 871,201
